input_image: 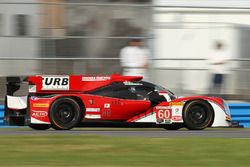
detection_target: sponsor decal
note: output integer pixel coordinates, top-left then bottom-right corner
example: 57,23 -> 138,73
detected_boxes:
156,119 -> 164,124
171,106 -> 183,122
156,119 -> 172,124
33,103 -> 49,108
112,100 -> 124,106
165,119 -> 172,124
156,108 -> 172,119
82,76 -> 111,81
86,108 -> 100,112
102,109 -> 112,117
174,108 -> 180,114
104,103 -> 110,108
30,96 -> 39,101
31,110 -> 48,118
85,114 -> 101,119
29,85 -> 36,93
123,81 -> 143,86
170,102 -> 184,106
42,76 -> 69,90
172,116 -> 182,121
155,106 -> 169,109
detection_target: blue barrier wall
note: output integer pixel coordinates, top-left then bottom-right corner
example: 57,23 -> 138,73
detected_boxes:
0,104 -> 250,127
0,105 -> 4,126
229,103 -> 250,128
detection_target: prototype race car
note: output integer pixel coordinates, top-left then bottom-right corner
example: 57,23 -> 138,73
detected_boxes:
4,74 -> 231,130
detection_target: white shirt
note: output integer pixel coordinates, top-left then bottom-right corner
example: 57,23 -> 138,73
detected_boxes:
120,46 -> 149,68
209,51 -> 230,74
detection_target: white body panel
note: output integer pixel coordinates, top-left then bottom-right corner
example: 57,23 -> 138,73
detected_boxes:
135,113 -> 156,123
31,117 -> 50,124
131,100 -> 230,127
210,102 -> 230,127
7,95 -> 27,110
132,104 -> 184,124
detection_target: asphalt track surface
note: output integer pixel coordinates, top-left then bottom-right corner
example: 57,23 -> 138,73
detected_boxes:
0,128 -> 250,138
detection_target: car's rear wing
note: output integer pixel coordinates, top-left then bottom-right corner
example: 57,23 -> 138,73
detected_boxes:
6,77 -> 22,96
5,77 -> 30,126
28,74 -> 143,94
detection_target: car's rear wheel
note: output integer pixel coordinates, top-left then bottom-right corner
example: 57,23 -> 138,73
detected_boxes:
183,100 -> 214,130
49,97 -> 83,130
164,123 -> 183,130
29,124 -> 51,130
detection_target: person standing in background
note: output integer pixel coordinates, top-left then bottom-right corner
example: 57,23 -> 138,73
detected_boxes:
209,41 -> 230,95
119,38 -> 150,80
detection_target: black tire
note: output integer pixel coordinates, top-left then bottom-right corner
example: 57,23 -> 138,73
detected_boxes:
49,97 -> 83,130
164,123 -> 183,130
29,124 -> 51,130
183,100 -> 214,130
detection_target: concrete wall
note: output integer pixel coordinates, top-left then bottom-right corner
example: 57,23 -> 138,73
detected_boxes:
0,0 -> 40,76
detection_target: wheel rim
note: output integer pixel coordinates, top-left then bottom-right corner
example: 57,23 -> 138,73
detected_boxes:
188,105 -> 207,125
54,103 -> 76,125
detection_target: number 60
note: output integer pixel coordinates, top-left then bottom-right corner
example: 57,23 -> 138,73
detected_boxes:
157,109 -> 171,119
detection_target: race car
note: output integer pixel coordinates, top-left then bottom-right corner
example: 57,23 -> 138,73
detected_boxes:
4,74 -> 231,130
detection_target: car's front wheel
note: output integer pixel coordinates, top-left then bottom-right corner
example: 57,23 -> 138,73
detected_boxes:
183,100 -> 214,130
49,97 -> 83,130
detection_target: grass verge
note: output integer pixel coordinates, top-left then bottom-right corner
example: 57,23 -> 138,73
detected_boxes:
0,135 -> 249,167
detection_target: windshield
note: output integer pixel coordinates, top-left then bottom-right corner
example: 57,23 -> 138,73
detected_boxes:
139,81 -> 177,100
89,81 -> 177,101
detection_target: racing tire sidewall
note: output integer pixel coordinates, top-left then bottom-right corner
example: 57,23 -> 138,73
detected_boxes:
183,100 -> 214,130
49,97 -> 82,130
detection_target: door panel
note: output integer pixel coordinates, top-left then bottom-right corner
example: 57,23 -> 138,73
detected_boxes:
108,98 -> 151,120
81,95 -> 151,121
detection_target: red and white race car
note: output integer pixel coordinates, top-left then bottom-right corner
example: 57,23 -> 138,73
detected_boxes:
4,74 -> 231,130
